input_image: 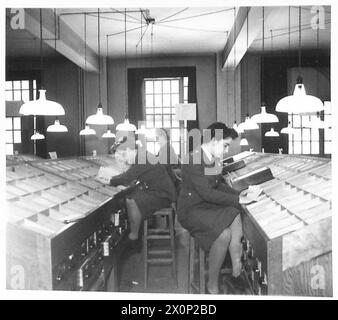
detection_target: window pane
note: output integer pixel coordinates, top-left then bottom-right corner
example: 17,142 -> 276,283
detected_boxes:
14,117 -> 21,130
171,94 -> 179,107
302,128 -> 310,141
13,81 -> 21,90
324,114 -> 332,128
171,80 -> 179,93
294,142 -> 302,154
302,141 -> 310,154
6,144 -> 14,155
5,81 -> 12,90
288,142 -> 293,154
172,142 -> 180,155
288,114 -> 293,123
146,95 -> 153,107
171,128 -> 180,141
323,101 -> 331,113
146,115 -> 154,123
154,95 -> 162,107
6,118 -> 13,130
311,142 -> 319,154
184,77 -> 189,86
145,81 -> 153,94
154,108 -> 162,114
293,128 -> 301,141
324,141 -> 331,154
172,120 -> 179,127
14,91 -> 21,100
21,80 -> 29,89
325,128 -> 332,141
33,89 -> 37,100
163,81 -> 171,93
6,91 -> 13,101
292,115 -> 301,127
154,81 -> 162,94
6,131 -> 13,143
22,90 -> 30,102
311,129 -> 319,140
14,131 -> 21,143
163,94 -> 171,107
145,108 -> 153,115
163,107 -> 171,114
33,80 -> 37,89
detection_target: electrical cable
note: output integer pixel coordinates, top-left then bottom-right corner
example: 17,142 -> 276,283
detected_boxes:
158,7 -> 189,23
157,7 -> 234,24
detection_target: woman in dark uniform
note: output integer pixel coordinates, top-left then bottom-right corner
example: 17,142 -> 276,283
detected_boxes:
110,142 -> 177,247
177,122 -> 258,294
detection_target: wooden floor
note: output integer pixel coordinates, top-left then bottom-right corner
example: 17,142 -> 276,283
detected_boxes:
118,222 -> 252,295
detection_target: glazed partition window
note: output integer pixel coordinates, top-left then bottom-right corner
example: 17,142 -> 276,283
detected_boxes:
288,102 -> 332,156
5,79 -> 37,155
144,77 -> 188,156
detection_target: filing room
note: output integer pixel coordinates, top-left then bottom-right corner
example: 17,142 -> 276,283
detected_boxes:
5,6 -> 332,296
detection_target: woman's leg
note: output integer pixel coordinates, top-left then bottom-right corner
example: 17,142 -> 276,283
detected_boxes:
207,227 -> 231,294
228,214 -> 243,277
125,198 -> 143,240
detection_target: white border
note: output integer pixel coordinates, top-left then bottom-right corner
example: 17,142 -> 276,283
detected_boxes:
0,0 -> 337,301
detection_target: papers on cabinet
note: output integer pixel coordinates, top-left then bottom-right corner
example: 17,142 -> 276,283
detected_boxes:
95,166 -> 123,185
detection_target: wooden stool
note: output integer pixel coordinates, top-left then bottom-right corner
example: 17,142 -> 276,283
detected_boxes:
188,234 -> 232,294
143,203 -> 177,289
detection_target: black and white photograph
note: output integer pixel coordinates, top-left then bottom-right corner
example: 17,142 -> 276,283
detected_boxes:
2,0 -> 336,301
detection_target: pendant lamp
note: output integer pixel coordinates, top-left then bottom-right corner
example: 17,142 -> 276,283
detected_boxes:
19,9 -> 65,117
238,114 -> 259,131
31,131 -> 45,140
47,10 -> 68,132
281,121 -> 296,135
85,9 -> 114,126
233,121 -> 244,134
47,119 -> 68,132
238,9 -> 259,132
252,9 -> 279,124
280,7 -> 295,135
102,129 -> 116,138
240,138 -> 249,146
80,125 -> 96,136
276,6 -> 323,114
265,128 -> 279,137
251,105 -> 279,123
116,9 -> 136,132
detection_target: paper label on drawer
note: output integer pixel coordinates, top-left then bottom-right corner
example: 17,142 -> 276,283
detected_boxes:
103,242 -> 109,256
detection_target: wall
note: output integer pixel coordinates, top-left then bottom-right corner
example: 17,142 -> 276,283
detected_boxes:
107,55 -> 217,131
216,52 -> 262,155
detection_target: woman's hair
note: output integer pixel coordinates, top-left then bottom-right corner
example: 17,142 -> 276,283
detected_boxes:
206,122 -> 238,141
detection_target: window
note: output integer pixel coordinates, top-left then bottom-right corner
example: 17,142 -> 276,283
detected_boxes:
6,117 -> 21,155
144,77 -> 188,156
6,79 -> 37,102
288,101 -> 332,156
5,79 -> 37,155
323,102 -> 332,155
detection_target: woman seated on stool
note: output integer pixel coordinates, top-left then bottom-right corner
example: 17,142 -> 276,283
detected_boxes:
177,122 -> 259,294
110,140 -> 177,249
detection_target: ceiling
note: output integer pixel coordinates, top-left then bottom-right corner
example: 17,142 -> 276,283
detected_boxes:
6,6 -> 331,60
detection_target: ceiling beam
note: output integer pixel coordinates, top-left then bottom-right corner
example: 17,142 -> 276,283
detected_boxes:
222,6 -> 284,69
23,8 -> 99,72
